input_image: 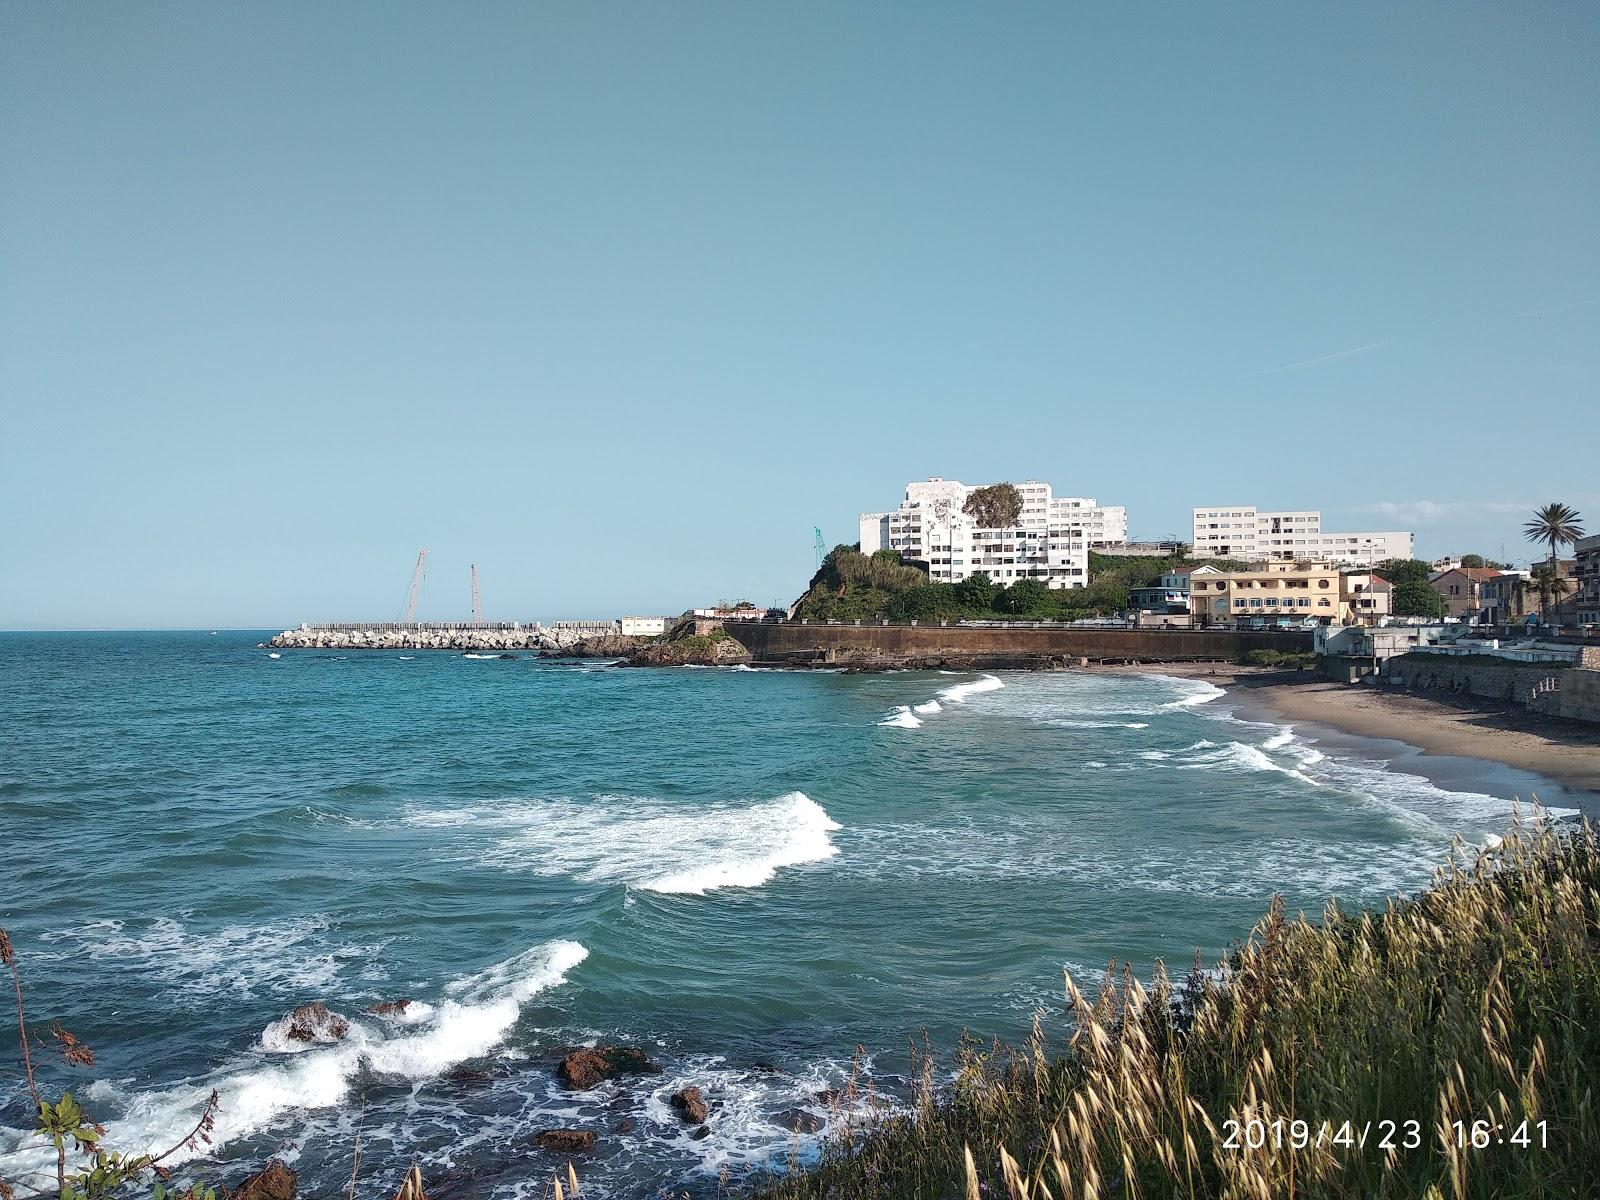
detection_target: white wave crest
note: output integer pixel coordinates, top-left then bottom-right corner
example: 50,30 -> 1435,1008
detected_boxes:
1160,679 -> 1226,709
912,700 -> 942,715
937,674 -> 1005,704
422,791 -> 842,895
878,707 -> 923,728
1049,720 -> 1150,729
0,941 -> 587,1177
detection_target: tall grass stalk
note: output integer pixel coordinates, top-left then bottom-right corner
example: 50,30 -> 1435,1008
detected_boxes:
756,817 -> 1600,1200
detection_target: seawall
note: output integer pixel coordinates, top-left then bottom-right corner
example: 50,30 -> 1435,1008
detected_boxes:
721,622 -> 1313,669
1378,656 -> 1600,725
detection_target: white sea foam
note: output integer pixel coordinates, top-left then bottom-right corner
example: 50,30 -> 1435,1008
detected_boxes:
877,674 -> 1003,727
1261,729 -> 1295,750
34,917 -> 387,1001
937,674 -> 1005,704
418,791 -> 842,895
267,652 -> 281,659
1160,679 -> 1226,708
1049,719 -> 1150,729
0,941 -> 588,1177
879,706 -> 923,728
462,653 -> 500,660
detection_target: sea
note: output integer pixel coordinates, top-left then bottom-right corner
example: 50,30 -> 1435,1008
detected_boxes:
0,632 -> 1590,1199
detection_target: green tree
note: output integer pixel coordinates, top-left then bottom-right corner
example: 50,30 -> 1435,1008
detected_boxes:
1376,559 -> 1448,619
996,578 -> 1050,615
962,483 -> 1023,529
1391,579 -> 1448,619
1459,553 -> 1486,569
1530,563 -> 1572,625
954,571 -> 997,610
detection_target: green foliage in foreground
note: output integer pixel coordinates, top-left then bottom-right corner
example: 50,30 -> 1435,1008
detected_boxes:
753,819 -> 1600,1200
793,549 -> 1250,624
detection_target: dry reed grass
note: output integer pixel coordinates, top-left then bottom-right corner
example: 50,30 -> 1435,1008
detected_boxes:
757,816 -> 1600,1200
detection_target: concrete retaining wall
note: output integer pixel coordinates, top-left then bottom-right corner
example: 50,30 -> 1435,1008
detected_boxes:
1378,658 -> 1600,725
722,623 -> 1312,668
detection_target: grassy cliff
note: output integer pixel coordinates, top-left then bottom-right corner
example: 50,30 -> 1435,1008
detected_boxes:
755,819 -> 1600,1200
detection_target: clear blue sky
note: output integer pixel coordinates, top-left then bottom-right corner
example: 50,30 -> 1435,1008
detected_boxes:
3,3 -> 1596,629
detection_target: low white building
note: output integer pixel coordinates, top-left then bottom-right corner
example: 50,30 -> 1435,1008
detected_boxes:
1190,505 -> 1412,567
619,616 -> 669,636
859,477 -> 1123,590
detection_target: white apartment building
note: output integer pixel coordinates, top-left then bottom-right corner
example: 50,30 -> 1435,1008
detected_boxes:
1191,506 -> 1412,568
859,477 -> 1123,590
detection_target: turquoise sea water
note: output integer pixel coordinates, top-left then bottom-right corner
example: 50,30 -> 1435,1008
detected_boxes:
0,633 -> 1589,1198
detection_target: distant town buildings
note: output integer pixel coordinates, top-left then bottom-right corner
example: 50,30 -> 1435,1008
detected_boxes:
1577,534 -> 1600,625
1476,571 -> 1531,625
1187,560 -> 1391,626
1428,566 -> 1504,619
1129,564 -> 1221,613
1190,506 -> 1413,567
859,477 -> 1127,591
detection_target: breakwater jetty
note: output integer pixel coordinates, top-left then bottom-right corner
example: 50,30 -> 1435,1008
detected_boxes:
264,621 -> 614,652
721,621 -> 1314,669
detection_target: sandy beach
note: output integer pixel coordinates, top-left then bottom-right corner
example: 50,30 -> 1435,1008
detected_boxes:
1100,663 -> 1600,797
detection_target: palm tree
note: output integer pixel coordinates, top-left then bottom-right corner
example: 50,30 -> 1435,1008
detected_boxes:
1522,502 -> 1584,625
1524,502 -> 1584,567
1530,563 -> 1572,625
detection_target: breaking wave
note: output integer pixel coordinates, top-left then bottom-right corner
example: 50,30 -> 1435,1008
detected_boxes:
0,941 -> 588,1175
937,674 -> 1005,704
411,792 -> 842,895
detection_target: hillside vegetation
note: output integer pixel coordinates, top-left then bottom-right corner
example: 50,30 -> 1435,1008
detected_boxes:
756,817 -> 1600,1200
791,547 -> 1247,623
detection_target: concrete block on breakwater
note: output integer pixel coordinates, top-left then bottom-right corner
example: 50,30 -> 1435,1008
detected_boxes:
263,623 -> 598,653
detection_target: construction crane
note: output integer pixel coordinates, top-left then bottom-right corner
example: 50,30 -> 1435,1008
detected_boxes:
814,527 -> 825,570
470,563 -> 483,625
402,549 -> 428,624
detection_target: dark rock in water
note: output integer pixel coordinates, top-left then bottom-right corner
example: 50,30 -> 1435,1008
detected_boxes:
774,1108 -> 824,1134
498,653 -> 517,660
556,1045 -> 660,1090
232,1159 -> 297,1200
366,998 -> 414,1016
814,1088 -> 841,1105
688,1125 -> 712,1141
752,1061 -> 782,1075
533,1129 -> 597,1154
542,634 -> 650,659
285,1002 -> 348,1043
616,1118 -> 636,1134
669,1085 -> 710,1124
448,1067 -> 497,1088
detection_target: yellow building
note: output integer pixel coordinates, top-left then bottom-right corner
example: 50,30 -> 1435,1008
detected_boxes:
1188,561 -> 1390,626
